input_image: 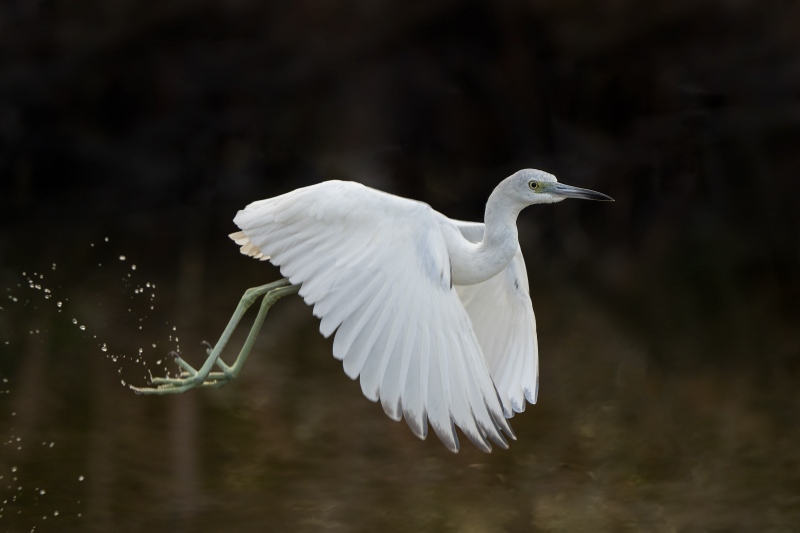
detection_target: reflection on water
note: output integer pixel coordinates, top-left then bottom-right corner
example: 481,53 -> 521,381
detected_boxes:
0,231 -> 798,533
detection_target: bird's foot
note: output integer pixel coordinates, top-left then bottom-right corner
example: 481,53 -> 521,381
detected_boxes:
130,345 -> 236,395
129,280 -> 297,396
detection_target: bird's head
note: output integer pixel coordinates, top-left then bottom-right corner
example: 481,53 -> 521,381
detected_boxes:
510,168 -> 614,205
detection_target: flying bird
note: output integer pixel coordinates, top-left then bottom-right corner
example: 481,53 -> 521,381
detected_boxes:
133,169 -> 613,453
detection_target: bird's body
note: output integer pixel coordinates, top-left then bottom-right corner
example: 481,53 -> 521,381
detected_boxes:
228,169 -> 613,452
134,169 -> 611,453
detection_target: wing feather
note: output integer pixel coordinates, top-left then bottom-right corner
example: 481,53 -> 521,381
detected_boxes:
344,286 -> 394,381
360,307 -> 402,401
381,322 -> 414,420
444,328 -> 492,452
403,324 -> 427,439
453,220 -> 539,417
232,181 -> 513,451
332,277 -> 389,362
426,330 -> 455,450
453,331 -> 508,449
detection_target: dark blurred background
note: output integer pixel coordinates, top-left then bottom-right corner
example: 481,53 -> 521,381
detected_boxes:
1,0 -> 799,531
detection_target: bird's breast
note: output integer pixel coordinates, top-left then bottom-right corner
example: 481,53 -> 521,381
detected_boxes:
443,224 -> 518,286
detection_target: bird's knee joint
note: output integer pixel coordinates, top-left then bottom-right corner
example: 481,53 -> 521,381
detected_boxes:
243,287 -> 263,304
265,287 -> 292,304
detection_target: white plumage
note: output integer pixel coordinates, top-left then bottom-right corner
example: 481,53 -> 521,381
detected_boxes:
134,169 -> 611,450
221,169 -> 612,452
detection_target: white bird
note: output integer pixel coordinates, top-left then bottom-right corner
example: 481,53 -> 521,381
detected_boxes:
133,169 -> 613,453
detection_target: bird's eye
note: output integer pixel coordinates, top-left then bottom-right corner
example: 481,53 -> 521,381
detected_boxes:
528,181 -> 541,191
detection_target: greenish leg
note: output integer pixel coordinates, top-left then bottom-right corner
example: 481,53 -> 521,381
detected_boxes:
131,278 -> 300,395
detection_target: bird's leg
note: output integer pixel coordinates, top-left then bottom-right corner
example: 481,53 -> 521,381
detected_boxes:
206,283 -> 299,380
130,278 -> 300,395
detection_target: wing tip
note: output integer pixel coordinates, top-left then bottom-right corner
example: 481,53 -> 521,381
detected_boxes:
431,419 -> 460,453
381,397 -> 403,422
404,410 -> 428,441
524,386 -> 538,405
465,428 -> 493,454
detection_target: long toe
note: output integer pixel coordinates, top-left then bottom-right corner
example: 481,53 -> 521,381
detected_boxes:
173,356 -> 198,374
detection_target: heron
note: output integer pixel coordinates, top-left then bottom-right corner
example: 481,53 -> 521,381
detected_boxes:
132,169 -> 613,452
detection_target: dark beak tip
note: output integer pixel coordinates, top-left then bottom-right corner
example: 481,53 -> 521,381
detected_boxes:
591,192 -> 615,202
553,183 -> 614,202
585,193 -> 614,202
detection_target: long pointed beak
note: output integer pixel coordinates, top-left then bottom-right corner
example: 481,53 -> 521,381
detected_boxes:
550,182 -> 614,201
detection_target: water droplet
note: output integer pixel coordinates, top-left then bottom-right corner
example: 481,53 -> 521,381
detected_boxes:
11,467 -> 16,472
53,511 -> 59,517
57,302 -> 62,308
131,265 -> 137,271
48,442 -> 54,448
72,318 -> 77,325
120,380 -> 126,386
119,255 -> 126,261
104,237 -> 109,242
79,325 -> 86,331
78,475 -> 84,481
101,344 -> 107,352
39,489 -> 45,495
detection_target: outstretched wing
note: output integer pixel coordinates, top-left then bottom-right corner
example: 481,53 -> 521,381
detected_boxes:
452,221 -> 539,417
231,181 -> 514,452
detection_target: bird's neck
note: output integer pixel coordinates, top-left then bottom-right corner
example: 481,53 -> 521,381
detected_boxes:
479,186 -> 524,268
451,186 -> 523,285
